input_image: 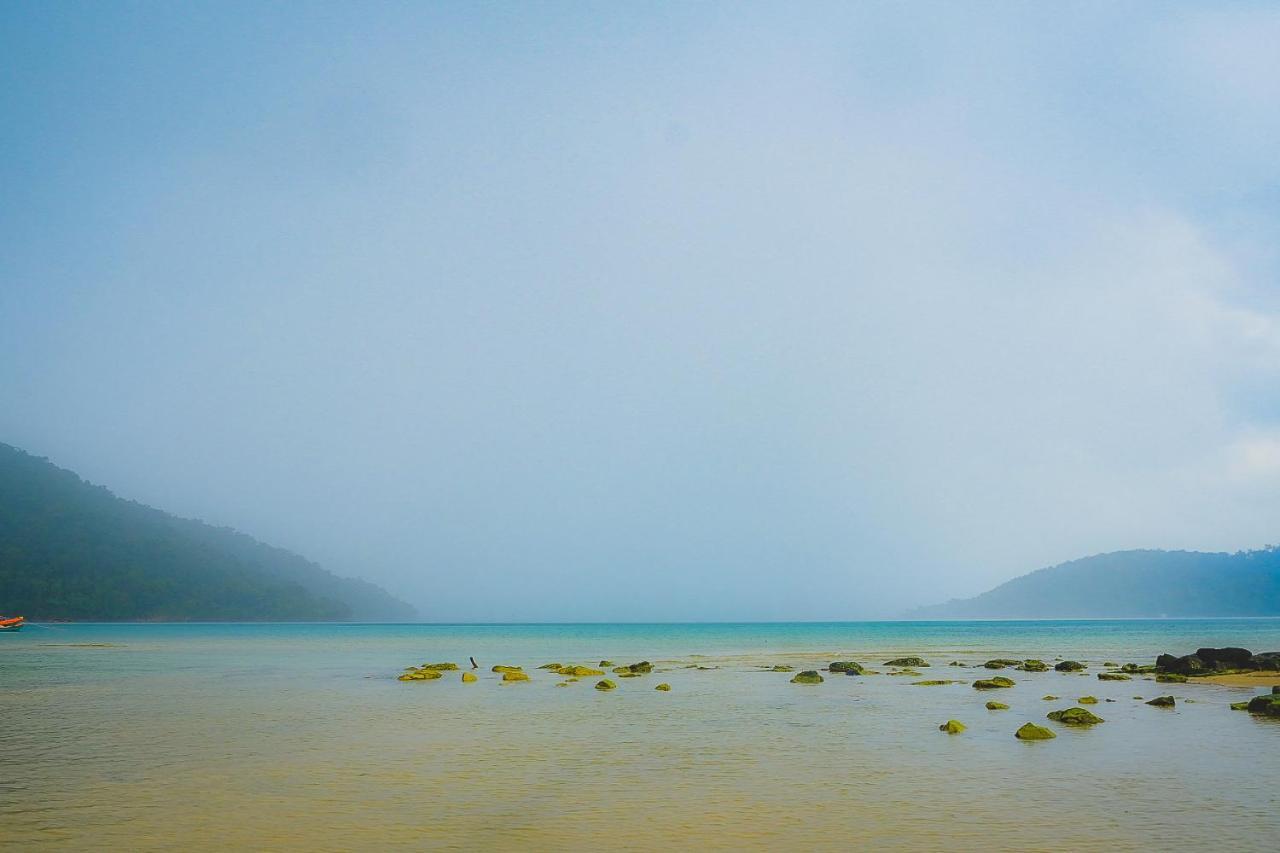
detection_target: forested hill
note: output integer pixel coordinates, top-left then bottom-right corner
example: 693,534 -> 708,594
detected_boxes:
0,442 -> 415,621
913,548 -> 1280,618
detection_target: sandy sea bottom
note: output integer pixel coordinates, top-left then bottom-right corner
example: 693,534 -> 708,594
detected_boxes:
3,621 -> 1279,851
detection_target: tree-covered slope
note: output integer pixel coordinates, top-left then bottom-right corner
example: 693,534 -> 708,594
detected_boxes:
914,548 -> 1280,618
0,442 -> 414,621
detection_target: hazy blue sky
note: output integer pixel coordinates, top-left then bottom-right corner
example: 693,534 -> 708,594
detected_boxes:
4,2 -> 1280,619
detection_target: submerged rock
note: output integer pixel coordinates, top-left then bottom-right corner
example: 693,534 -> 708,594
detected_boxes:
828,661 -> 865,675
791,670 -> 824,684
537,663 -> 563,670
421,662 -> 459,671
1156,673 -> 1188,683
888,669 -> 922,677
491,665 -> 523,674
599,660 -> 614,667
939,720 -> 966,734
973,676 -> 1015,690
461,672 -> 477,683
1054,661 -> 1087,672
1078,696 -> 1098,704
1042,695 -> 1059,701
912,680 -> 960,686
595,679 -> 617,691
885,657 -> 929,668
1146,695 -> 1176,707
985,701 -> 1010,710
501,670 -> 530,682
655,683 -> 671,691
612,661 -> 653,675
1020,660 -> 1050,672
1097,672 -> 1131,681
1015,723 -> 1056,740
398,669 -> 444,682
982,659 -> 1023,669
1047,707 -> 1105,725
771,665 -> 795,672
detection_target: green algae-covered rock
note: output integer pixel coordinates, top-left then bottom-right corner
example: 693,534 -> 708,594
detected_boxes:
1020,660 -> 1050,672
1042,695 -> 1059,701
1015,722 -> 1057,740
791,670 -> 824,684
612,661 -> 653,675
912,680 -> 960,686
885,657 -> 929,668
492,665 -> 523,674
985,701 -> 1010,710
1097,672 -> 1130,681
982,659 -> 1023,669
1078,696 -> 1098,704
397,668 -> 444,682
1156,673 -> 1188,683
421,662 -> 459,671
973,676 -> 1015,690
1146,695 -> 1175,707
599,660 -> 614,667
771,665 -> 795,672
939,719 -> 966,734
556,665 -> 605,677
655,683 -> 671,691
1230,701 -> 1249,710
461,672 -> 477,683
828,661 -> 865,675
595,679 -> 617,691
1055,660 -> 1087,672
617,672 -> 641,678
501,670 -> 530,682
888,669 -> 922,677
1103,661 -> 1117,667
1246,694 -> 1280,716
537,663 -> 563,669
1047,707 -> 1105,725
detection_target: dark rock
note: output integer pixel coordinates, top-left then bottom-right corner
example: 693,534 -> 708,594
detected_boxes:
1055,660 -> 1086,672
1250,652 -> 1280,671
982,659 -> 1023,669
884,657 -> 929,668
829,661 -> 865,675
1146,695 -> 1176,707
1247,694 -> 1280,716
973,676 -> 1015,690
1195,647 -> 1253,668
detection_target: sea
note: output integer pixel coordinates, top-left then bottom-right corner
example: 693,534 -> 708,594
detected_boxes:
3,620 -> 1279,851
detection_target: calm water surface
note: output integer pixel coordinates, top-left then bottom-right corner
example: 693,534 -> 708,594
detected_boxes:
3,620 -> 1279,851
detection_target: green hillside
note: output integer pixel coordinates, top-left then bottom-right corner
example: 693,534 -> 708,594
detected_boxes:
0,443 -> 414,621
914,548 -> 1280,618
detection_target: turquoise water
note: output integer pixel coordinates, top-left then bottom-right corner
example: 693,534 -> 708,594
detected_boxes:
4,620 -> 1280,850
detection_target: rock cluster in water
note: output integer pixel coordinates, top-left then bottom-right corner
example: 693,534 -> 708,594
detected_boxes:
828,661 -> 864,675
1155,647 -> 1280,676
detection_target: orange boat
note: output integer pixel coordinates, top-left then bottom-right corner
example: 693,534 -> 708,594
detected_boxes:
0,616 -> 24,632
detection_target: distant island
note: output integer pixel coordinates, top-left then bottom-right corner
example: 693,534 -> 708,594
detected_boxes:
0,442 -> 414,621
914,548 -> 1280,618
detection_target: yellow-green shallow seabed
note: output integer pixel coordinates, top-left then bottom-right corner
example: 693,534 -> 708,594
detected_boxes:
3,621 -> 1280,851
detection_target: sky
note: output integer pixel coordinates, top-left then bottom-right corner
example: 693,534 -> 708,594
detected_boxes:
3,2 -> 1280,620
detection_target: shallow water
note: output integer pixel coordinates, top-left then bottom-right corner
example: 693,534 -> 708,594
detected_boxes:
3,620 -> 1279,851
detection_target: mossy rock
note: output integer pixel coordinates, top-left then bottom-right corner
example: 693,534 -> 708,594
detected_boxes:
655,683 -> 671,691
1120,663 -> 1140,673
1103,661 -> 1117,667
556,665 -> 605,677
1156,673 -> 1188,683
884,656 -> 929,668
888,669 -> 922,677
983,659 -> 1023,669
973,676 -> 1015,690
912,680 -> 960,686
828,661 -> 864,675
1020,660 -> 1050,672
1047,707 -> 1105,725
1078,696 -> 1098,704
421,662 -> 459,671
1097,672 -> 1130,681
1015,722 -> 1057,740
461,672 -> 477,683
617,672 -> 641,678
1054,661 -> 1087,672
1245,694 -> 1280,716
612,661 -> 653,675
771,665 -> 794,672
1146,695 -> 1175,707
595,679 -> 617,691
791,670 -> 824,684
985,701 -> 1009,710
1042,695 -> 1059,701
939,719 -> 966,734
1230,701 -> 1249,710
599,660 -> 614,667
397,669 -> 444,682
554,682 -> 571,687
537,663 -> 563,669
502,670 -> 530,682
491,665 -> 523,674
